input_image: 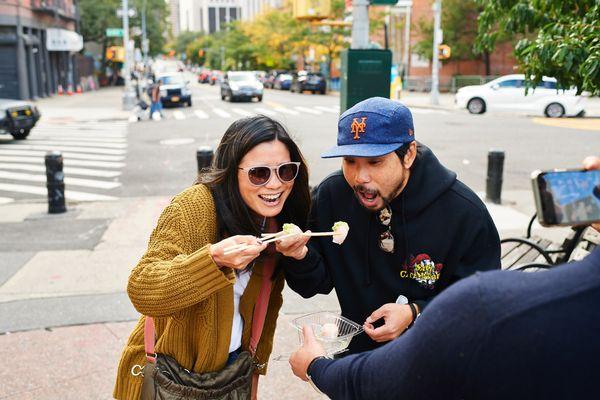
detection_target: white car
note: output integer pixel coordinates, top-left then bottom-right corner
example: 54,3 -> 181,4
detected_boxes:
455,74 -> 586,117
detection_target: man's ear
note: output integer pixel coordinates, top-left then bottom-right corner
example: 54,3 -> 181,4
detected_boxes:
403,141 -> 418,169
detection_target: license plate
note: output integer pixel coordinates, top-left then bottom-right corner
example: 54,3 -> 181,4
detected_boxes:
172,96 -> 179,102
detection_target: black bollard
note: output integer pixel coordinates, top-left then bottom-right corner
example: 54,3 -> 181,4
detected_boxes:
196,146 -> 214,174
485,150 -> 505,204
45,151 -> 66,214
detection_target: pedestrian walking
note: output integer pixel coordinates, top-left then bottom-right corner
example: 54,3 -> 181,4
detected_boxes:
113,115 -> 311,399
149,79 -> 163,120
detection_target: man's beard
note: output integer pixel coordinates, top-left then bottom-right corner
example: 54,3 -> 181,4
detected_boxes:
353,178 -> 406,212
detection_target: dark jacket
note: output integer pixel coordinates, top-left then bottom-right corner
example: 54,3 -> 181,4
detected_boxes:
309,246 -> 600,400
283,144 -> 501,354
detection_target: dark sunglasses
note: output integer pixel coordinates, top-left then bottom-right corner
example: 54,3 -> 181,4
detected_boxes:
378,206 -> 394,253
238,162 -> 301,186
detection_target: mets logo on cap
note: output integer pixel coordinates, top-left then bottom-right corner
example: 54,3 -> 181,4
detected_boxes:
350,117 -> 367,140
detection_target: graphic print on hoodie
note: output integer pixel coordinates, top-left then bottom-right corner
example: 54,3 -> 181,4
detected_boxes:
283,143 -> 501,354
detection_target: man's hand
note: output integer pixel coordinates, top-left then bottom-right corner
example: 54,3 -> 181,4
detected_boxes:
289,325 -> 326,381
583,156 -> 600,232
363,303 -> 413,343
275,231 -> 311,260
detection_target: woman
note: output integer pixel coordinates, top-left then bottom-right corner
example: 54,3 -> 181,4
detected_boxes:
114,115 -> 311,399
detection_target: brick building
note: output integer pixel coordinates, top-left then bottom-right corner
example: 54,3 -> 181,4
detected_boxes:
0,0 -> 83,100
386,0 -> 517,91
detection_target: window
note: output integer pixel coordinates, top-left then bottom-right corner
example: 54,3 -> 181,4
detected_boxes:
497,79 -> 524,88
209,7 -> 216,33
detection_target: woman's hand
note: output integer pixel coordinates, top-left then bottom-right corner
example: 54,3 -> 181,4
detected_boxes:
209,235 -> 266,270
275,231 -> 311,260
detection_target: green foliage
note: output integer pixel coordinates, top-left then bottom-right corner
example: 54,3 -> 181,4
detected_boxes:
476,0 -> 600,95
79,0 -> 169,56
413,0 -> 481,61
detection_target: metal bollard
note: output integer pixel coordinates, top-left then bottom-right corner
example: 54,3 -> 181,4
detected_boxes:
196,146 -> 214,174
45,151 -> 66,214
485,150 -> 505,204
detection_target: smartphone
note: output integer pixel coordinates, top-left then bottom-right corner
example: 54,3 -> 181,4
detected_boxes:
531,168 -> 600,227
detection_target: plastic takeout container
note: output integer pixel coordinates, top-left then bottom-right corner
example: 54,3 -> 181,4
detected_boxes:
291,311 -> 363,356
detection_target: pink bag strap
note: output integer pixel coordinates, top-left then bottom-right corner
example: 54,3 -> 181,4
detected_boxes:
144,316 -> 157,362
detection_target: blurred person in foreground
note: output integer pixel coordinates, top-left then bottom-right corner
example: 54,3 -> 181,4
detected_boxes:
114,116 -> 310,399
278,97 -> 500,354
289,157 -> 600,400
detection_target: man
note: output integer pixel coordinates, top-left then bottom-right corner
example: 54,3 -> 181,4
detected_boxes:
278,97 -> 501,354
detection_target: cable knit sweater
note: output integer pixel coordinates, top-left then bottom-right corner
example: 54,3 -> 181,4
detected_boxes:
113,184 -> 285,399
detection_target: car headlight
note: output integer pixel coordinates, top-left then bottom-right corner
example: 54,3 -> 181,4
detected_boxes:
229,84 -> 240,91
160,89 -> 167,97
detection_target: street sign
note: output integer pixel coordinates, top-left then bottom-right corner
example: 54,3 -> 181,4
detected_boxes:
117,8 -> 137,18
106,28 -> 123,37
370,0 -> 399,4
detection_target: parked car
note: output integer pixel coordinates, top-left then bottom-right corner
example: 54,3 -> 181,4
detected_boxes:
0,99 -> 40,140
273,73 -> 292,90
157,73 -> 192,107
455,74 -> 586,117
220,71 -> 264,102
291,71 -> 326,94
198,69 -> 211,83
263,70 -> 288,89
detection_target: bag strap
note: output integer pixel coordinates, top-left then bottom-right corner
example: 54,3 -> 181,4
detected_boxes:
143,220 -> 278,362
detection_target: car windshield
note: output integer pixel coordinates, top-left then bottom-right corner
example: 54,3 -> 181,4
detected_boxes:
159,75 -> 184,85
229,73 -> 256,82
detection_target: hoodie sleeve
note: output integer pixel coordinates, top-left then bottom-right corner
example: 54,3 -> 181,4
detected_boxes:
282,184 -> 335,298
415,207 -> 500,313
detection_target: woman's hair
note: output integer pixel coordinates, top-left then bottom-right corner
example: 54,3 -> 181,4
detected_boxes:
197,115 -> 311,239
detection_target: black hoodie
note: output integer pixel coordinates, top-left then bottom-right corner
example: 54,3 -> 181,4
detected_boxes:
283,144 -> 501,354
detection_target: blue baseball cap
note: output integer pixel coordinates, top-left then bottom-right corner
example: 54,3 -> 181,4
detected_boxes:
321,97 -> 415,158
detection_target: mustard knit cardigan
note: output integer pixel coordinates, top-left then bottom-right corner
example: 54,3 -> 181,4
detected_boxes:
113,184 -> 285,399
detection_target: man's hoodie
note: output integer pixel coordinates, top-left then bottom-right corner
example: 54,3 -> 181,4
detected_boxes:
283,144 -> 501,354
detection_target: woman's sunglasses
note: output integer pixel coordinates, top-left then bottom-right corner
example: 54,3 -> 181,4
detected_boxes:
238,162 -> 301,187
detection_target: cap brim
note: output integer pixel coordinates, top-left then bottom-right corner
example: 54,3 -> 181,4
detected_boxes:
321,143 -> 404,158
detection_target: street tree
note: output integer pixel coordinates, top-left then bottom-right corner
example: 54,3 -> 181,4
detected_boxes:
476,0 -> 600,95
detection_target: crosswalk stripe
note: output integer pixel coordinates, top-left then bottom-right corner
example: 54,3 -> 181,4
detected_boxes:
0,149 -> 124,161
0,156 -> 125,169
194,110 -> 209,119
30,136 -> 127,143
0,163 -> 121,178
273,107 -> 299,115
0,196 -> 13,205
27,140 -> 127,149
315,106 -> 339,113
3,144 -> 127,155
253,108 -> 278,117
212,108 -> 232,118
173,111 -> 186,120
0,170 -> 121,189
232,108 -> 253,117
294,106 -> 322,115
0,182 -> 117,201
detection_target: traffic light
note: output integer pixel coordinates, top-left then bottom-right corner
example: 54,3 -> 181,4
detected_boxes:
438,44 -> 451,60
106,47 -> 115,61
198,49 -> 205,57
293,0 -> 331,20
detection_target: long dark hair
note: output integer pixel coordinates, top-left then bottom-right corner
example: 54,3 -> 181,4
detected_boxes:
198,115 -> 310,239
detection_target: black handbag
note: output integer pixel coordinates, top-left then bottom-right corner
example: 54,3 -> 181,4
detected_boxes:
136,251 -> 276,400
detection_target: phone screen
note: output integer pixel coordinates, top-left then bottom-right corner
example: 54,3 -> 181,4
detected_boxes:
536,170 -> 600,225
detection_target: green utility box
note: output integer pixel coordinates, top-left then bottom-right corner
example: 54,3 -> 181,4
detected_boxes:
340,49 -> 392,113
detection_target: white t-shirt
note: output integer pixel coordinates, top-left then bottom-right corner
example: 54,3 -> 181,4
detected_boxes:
229,269 -> 252,353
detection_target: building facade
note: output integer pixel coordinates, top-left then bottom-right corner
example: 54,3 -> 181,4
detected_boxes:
0,0 -> 83,100
168,0 -> 181,38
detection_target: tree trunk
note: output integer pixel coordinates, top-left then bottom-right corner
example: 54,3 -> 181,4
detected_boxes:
484,50 -> 491,76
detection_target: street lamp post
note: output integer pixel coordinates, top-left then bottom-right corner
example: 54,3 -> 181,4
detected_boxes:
430,0 -> 442,105
121,0 -> 135,110
351,0 -> 370,49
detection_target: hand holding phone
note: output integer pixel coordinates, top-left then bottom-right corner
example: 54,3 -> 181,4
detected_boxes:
532,167 -> 600,227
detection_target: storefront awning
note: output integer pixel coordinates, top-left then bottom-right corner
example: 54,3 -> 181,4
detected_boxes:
46,28 -> 83,52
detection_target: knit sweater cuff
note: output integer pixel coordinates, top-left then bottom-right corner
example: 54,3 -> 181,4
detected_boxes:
186,244 -> 236,292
